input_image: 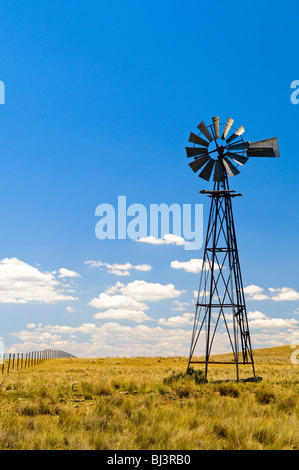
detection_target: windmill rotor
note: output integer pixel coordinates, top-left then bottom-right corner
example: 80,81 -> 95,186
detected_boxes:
186,117 -> 279,182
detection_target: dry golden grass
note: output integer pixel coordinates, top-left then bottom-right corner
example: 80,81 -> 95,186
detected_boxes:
0,345 -> 298,450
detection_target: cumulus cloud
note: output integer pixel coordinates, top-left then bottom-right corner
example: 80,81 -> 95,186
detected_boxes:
105,281 -> 125,295
249,317 -> 298,329
66,306 -> 76,313
269,287 -> 299,302
244,285 -> 299,302
136,234 -> 188,246
247,311 -> 267,320
88,292 -> 148,311
58,268 -> 81,279
171,259 -> 221,274
0,258 -> 78,304
119,280 -> 185,301
85,260 -> 152,276
245,309 -> 298,329
171,300 -> 192,311
88,280 -> 185,327
93,309 -> 153,323
243,285 -> 269,301
158,313 -> 194,327
193,290 -> 210,298
243,285 -> 264,295
250,294 -> 270,301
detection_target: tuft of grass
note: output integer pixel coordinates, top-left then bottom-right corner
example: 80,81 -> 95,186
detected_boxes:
255,387 -> 276,405
163,367 -> 207,385
218,383 -> 240,398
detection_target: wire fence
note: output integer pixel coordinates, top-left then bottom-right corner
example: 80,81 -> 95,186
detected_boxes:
0,349 -> 76,374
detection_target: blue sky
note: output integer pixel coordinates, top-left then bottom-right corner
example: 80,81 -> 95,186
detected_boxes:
0,0 -> 299,357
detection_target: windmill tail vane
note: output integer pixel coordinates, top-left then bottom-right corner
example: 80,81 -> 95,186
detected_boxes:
186,116 -> 279,382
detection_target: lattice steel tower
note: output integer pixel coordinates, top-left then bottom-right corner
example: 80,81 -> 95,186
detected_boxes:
186,117 -> 279,381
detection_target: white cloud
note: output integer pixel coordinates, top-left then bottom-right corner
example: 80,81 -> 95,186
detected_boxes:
105,281 -> 125,295
66,306 -> 76,313
119,280 -> 185,301
171,300 -> 191,311
247,311 -> 267,320
158,313 -> 194,327
58,268 -> 81,279
171,259 -> 221,274
10,330 -> 62,343
85,260 -> 152,276
88,292 -> 148,311
136,234 -> 187,246
0,258 -> 78,304
89,281 -> 184,310
244,285 -> 299,302
88,280 -> 185,326
134,264 -> 153,271
243,285 -> 269,301
244,309 -> 299,329
269,287 -> 299,302
250,294 -> 269,300
243,285 -> 263,295
94,309 -> 153,323
193,289 -> 210,298
45,323 -> 99,335
249,317 -> 298,329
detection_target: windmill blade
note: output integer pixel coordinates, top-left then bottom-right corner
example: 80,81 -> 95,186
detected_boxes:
199,159 -> 215,181
213,159 -> 225,182
188,155 -> 211,173
186,147 -> 209,158
212,116 -> 220,139
247,148 -> 275,157
226,125 -> 245,144
197,121 -> 213,142
247,137 -> 280,158
227,141 -> 250,151
222,118 -> 234,140
226,152 -> 249,165
222,157 -> 240,177
188,132 -> 209,147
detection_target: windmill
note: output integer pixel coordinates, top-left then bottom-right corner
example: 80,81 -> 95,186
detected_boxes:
186,116 -> 279,381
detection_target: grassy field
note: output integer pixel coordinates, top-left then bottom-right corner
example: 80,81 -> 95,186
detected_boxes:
0,345 -> 298,450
